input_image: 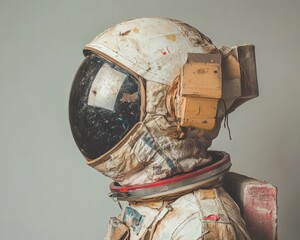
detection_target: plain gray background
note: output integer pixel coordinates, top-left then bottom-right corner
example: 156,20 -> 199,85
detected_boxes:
0,0 -> 299,239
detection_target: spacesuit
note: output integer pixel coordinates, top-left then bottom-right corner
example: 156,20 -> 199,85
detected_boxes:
69,18 -> 258,239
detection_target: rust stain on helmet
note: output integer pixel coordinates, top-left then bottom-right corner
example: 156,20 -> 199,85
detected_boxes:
133,27 -> 139,33
165,34 -> 177,41
120,92 -> 139,103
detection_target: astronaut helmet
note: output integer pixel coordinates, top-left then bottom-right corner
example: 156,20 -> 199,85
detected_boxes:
69,17 -> 258,190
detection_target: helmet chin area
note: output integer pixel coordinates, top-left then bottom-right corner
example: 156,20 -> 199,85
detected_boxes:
69,54 -> 142,160
109,151 -> 231,202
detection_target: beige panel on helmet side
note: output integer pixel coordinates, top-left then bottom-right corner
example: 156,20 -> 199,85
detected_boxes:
179,97 -> 219,130
181,58 -> 222,99
177,53 -> 222,130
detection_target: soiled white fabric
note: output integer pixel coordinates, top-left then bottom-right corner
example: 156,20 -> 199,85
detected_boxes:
89,113 -> 222,184
105,186 -> 251,240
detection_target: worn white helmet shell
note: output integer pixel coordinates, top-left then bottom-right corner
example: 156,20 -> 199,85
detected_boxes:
84,18 -> 218,86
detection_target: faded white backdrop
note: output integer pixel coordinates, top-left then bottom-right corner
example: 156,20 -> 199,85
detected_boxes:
0,0 -> 299,239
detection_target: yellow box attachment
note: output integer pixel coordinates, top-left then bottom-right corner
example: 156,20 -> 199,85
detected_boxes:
179,53 -> 222,130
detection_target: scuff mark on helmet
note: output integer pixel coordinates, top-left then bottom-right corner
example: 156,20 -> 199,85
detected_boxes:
120,30 -> 131,36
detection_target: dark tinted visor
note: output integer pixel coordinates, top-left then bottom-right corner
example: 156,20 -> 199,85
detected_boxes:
69,54 -> 142,160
